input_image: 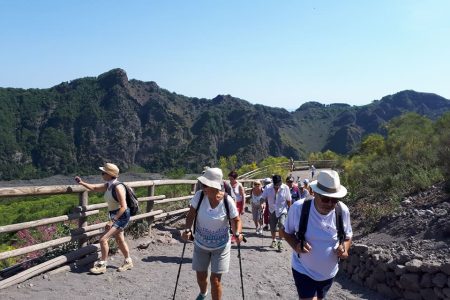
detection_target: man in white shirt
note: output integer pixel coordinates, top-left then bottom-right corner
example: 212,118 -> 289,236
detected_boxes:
261,174 -> 291,252
283,170 -> 352,300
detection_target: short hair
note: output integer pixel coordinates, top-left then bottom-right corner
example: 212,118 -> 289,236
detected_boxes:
272,175 -> 282,185
228,171 -> 238,179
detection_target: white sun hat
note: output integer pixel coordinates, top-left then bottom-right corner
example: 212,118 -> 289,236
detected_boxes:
310,170 -> 347,198
197,167 -> 223,190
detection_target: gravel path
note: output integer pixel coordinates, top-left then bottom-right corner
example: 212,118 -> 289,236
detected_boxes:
1,169 -> 386,299
1,213 -> 385,300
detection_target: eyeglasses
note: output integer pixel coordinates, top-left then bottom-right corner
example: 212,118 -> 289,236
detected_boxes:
318,194 -> 338,204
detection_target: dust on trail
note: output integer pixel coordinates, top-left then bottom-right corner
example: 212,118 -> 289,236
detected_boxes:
2,210 -> 384,300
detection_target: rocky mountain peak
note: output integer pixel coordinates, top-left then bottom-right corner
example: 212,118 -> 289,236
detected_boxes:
97,68 -> 129,88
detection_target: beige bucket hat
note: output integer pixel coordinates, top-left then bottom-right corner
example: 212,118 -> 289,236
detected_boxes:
99,163 -> 120,177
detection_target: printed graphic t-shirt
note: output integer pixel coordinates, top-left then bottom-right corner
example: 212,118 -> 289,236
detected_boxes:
190,191 -> 239,251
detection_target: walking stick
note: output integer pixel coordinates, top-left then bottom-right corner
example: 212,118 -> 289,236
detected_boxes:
237,236 -> 247,300
172,241 -> 187,300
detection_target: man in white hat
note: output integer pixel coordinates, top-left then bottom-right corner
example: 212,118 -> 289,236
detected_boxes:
283,170 -> 352,300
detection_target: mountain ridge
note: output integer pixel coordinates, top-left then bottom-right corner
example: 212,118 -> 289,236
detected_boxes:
0,68 -> 449,180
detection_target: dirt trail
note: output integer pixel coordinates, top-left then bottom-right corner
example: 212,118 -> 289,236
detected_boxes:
2,212 -> 384,300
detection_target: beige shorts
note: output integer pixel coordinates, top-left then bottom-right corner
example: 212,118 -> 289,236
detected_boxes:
192,242 -> 231,274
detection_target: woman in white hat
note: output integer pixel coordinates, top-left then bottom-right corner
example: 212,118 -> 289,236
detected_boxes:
75,163 -> 133,274
182,167 -> 243,300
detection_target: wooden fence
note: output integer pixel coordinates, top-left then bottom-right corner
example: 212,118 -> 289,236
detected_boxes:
0,178 -> 256,289
238,160 -> 337,179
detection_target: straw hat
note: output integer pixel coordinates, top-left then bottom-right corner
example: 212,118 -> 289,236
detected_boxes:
197,167 -> 223,190
99,163 -> 120,177
310,170 -> 347,198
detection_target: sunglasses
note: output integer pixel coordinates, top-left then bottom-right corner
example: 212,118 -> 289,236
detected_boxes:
318,194 -> 339,204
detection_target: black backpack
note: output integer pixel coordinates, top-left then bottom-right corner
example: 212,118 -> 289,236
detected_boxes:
193,191 -> 232,237
111,182 -> 140,216
296,199 -> 346,250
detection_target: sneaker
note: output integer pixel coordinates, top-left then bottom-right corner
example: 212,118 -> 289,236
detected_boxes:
117,258 -> 133,272
263,225 -> 269,231
90,261 -> 106,274
255,228 -> 260,235
270,240 -> 277,248
195,292 -> 208,300
277,241 -> 284,252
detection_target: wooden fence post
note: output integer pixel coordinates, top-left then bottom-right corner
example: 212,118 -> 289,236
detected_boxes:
146,185 -> 155,226
78,191 -> 89,248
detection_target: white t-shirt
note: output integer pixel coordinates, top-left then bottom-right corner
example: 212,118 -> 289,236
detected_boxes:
190,190 -> 239,251
262,183 -> 292,217
230,182 -> 244,202
284,199 -> 353,281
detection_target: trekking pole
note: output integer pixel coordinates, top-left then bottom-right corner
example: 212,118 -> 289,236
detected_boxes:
260,213 -> 264,248
172,241 -> 187,300
237,236 -> 247,300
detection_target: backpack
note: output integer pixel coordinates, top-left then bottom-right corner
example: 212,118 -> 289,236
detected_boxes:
295,199 -> 346,250
223,181 -> 232,198
111,182 -> 140,216
193,191 -> 232,237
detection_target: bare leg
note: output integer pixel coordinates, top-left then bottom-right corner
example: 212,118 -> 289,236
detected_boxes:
196,271 -> 208,295
114,231 -> 130,258
99,226 -> 119,261
271,231 -> 276,240
210,273 -> 222,300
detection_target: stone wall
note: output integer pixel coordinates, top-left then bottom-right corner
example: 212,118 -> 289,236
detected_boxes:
339,244 -> 450,300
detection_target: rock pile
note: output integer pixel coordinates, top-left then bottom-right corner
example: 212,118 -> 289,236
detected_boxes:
340,244 -> 450,299
343,182 -> 450,299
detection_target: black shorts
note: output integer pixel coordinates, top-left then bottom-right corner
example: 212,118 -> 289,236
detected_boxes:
292,268 -> 334,299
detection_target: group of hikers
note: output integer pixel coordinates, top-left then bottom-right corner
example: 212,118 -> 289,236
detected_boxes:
75,163 -> 352,300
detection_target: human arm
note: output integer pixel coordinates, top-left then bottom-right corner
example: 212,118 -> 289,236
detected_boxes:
181,206 -> 196,241
105,184 -> 126,229
74,176 -> 107,192
239,184 -> 246,213
336,238 -> 352,259
111,185 -> 127,218
231,215 -> 244,244
283,202 -> 312,254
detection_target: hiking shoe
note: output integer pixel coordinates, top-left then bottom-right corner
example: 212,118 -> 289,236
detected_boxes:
270,240 -> 277,248
277,241 -> 283,252
90,262 -> 106,274
117,258 -> 133,272
195,292 -> 208,300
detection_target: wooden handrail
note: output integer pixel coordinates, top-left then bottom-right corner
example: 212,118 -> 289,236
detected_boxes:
0,177 -> 256,275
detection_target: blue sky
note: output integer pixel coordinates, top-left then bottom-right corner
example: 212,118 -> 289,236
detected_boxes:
0,1 -> 449,109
